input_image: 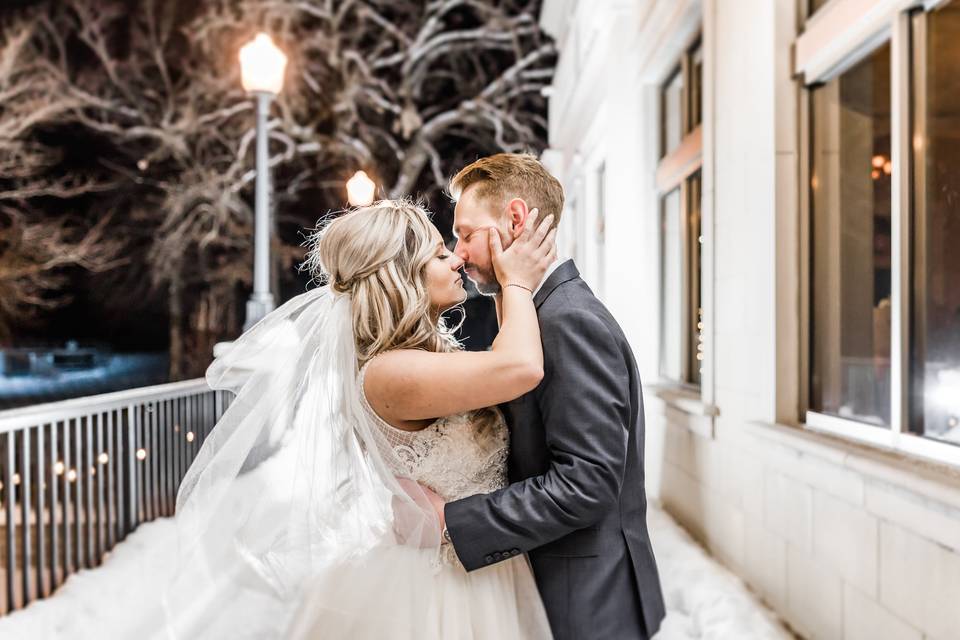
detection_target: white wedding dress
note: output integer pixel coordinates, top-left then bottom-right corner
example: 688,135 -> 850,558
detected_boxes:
0,287 -> 552,640
284,363 -> 553,639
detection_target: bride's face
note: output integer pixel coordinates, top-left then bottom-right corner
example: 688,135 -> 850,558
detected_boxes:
424,228 -> 467,313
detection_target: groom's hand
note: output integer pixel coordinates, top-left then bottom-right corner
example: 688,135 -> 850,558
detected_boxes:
395,477 -> 446,529
420,482 -> 447,530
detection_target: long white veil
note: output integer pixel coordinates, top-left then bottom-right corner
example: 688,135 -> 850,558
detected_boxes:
158,285 -> 441,638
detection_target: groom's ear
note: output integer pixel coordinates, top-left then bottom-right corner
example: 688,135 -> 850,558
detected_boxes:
506,198 -> 529,240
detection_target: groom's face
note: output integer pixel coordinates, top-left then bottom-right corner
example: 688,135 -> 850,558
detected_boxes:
452,185 -> 512,296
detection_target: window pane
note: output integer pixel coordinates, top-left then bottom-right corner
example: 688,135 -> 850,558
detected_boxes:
809,0 -> 832,17
661,68 -> 683,158
689,45 -> 703,132
809,43 -> 892,426
660,188 -> 682,381
910,3 -> 960,443
687,172 -> 703,386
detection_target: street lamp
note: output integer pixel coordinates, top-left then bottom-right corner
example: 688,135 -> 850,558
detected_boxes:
239,33 -> 287,331
346,170 -> 376,206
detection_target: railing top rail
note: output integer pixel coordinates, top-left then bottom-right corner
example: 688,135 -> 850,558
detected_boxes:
0,378 -> 211,433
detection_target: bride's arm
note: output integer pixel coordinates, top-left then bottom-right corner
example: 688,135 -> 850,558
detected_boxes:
364,212 -> 556,425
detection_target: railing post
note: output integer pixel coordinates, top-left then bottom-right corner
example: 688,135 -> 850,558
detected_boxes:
124,405 -> 138,535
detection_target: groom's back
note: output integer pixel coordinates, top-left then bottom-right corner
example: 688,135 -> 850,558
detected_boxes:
502,263 -> 666,640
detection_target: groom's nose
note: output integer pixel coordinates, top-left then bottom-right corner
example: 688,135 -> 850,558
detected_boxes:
453,239 -> 468,262
449,253 -> 465,270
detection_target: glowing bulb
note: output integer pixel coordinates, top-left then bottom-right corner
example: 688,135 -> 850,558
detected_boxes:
67,469 -> 77,482
346,170 -> 376,206
883,161 -> 892,175
871,155 -> 885,168
54,461 -> 65,475
98,452 -> 109,465
239,33 -> 287,94
186,432 -> 195,443
871,169 -> 881,180
12,473 -> 20,485
136,448 -> 147,461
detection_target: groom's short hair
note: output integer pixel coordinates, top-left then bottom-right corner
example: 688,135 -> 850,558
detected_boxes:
448,153 -> 564,227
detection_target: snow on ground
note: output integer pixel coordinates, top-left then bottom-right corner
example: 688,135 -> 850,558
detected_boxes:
0,506 -> 792,639
648,507 -> 793,639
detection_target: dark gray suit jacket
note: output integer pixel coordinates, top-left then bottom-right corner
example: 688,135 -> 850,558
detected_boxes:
445,260 -> 666,639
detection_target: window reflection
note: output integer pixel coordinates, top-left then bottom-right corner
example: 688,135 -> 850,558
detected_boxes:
810,43 -> 892,426
661,68 -> 683,158
660,188 -> 682,382
910,2 -> 960,443
687,172 -> 703,386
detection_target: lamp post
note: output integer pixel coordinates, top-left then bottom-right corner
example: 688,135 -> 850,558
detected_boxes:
346,170 -> 376,206
239,33 -> 287,331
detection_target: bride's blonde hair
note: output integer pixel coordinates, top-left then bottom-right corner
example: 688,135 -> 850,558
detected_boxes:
304,199 -> 463,367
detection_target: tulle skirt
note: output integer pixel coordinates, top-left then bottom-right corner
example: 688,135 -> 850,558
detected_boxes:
285,545 -> 553,640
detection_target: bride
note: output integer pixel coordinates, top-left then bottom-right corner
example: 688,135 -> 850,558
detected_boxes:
157,198 -> 558,639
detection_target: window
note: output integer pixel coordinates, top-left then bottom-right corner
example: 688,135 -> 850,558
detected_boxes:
910,3 -> 960,444
661,69 -> 684,158
657,39 -> 703,387
594,162 -> 606,297
799,0 -> 960,463
809,0 -> 832,17
809,43 -> 892,426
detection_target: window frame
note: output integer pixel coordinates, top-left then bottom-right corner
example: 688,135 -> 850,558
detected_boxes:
797,0 -> 960,467
657,39 -> 705,390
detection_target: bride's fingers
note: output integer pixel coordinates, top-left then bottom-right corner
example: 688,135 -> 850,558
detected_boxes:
488,227 -> 504,259
546,230 -> 558,262
518,207 -> 540,242
531,214 -> 554,247
537,227 -> 558,262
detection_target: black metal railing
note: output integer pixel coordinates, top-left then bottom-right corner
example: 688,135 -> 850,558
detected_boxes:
0,380 -> 231,615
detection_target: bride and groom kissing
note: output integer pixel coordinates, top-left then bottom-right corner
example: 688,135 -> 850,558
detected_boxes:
157,153 -> 666,639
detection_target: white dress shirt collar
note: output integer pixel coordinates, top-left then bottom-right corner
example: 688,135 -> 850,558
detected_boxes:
532,258 -> 565,298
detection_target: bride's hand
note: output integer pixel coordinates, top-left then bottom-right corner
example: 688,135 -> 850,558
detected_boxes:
489,208 -> 557,292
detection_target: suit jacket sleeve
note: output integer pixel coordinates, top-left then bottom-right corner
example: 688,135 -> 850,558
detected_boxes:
444,307 -> 631,571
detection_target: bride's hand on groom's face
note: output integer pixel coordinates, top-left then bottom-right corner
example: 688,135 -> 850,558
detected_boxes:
489,207 -> 557,292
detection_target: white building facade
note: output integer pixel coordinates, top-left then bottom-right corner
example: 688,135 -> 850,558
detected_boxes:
539,1 -> 960,638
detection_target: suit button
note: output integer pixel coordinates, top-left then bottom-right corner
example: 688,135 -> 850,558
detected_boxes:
511,549 -> 521,556
484,555 -> 494,563
493,552 -> 502,561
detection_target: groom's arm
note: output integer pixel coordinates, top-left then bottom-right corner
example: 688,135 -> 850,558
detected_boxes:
443,307 -> 630,571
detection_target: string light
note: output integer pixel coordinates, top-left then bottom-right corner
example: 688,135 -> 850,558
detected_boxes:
186,432 -> 195,443
67,469 -> 77,482
54,461 -> 65,475
136,448 -> 147,461
98,452 -> 109,465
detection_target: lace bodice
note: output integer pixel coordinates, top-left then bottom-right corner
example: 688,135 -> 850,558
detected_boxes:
358,362 -> 510,503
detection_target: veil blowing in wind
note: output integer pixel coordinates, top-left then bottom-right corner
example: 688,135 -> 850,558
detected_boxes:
157,281 -> 443,637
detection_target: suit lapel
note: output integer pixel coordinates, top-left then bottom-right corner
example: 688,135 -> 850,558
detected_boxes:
533,259 -> 580,310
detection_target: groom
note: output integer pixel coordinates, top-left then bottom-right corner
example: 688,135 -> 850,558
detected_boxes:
437,153 -> 666,639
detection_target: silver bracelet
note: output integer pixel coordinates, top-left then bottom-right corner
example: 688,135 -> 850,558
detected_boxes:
505,283 -> 533,294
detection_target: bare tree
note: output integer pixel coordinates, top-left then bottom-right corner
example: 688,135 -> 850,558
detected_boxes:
0,0 -> 555,377
0,208 -> 126,345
